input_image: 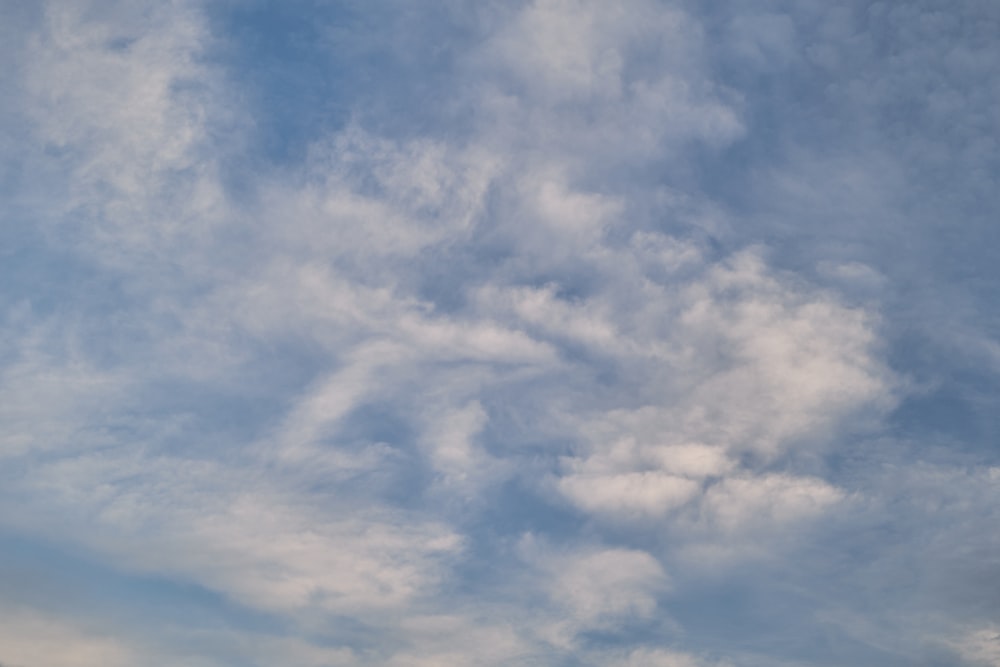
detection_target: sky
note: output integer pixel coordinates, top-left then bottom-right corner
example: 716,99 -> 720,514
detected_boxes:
1,1 -> 999,665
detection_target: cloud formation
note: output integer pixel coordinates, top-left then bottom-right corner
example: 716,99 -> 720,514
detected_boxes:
2,0 -> 998,665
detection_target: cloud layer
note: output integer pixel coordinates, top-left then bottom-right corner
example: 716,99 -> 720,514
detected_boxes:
2,1 -> 999,665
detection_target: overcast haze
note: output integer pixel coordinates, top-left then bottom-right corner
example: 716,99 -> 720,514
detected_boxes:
1,1 -> 999,666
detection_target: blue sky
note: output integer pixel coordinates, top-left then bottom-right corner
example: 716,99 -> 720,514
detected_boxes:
1,1 -> 999,665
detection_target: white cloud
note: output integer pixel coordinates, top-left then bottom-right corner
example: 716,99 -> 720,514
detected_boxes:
0,605 -> 365,667
674,251 -> 895,457
476,0 -> 743,160
549,547 -> 669,624
534,248 -> 891,528
22,0 -> 231,267
605,647 -> 726,667
383,615 -> 530,667
262,129 -> 501,272
557,471 -> 701,519
697,473 -> 846,535
6,0 -> 995,665
417,400 -> 498,493
949,626 -> 1000,667
517,536 -> 671,648
0,609 -> 138,667
1,450 -> 463,617
0,324 -> 126,459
